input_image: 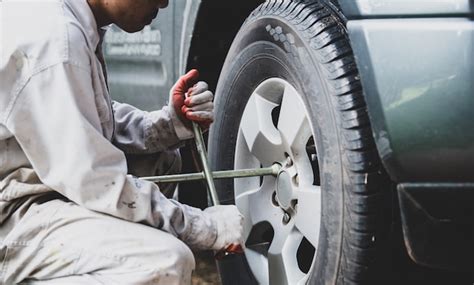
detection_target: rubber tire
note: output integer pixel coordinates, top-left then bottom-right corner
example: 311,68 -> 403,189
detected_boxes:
208,0 -> 390,284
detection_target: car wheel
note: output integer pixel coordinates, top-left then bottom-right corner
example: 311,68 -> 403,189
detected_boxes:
208,1 -> 390,284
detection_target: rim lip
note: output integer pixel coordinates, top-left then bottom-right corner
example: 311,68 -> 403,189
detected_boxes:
233,78 -> 321,284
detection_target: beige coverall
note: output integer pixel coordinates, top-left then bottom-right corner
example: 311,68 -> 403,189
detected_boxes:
0,0 -> 219,283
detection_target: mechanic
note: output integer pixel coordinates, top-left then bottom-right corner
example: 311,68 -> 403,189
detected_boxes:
0,0 -> 243,284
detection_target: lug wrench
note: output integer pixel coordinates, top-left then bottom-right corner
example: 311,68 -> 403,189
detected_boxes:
140,165 -> 280,183
141,122 -> 281,259
191,122 -> 242,259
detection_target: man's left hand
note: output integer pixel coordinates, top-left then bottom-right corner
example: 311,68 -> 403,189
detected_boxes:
169,69 -> 214,130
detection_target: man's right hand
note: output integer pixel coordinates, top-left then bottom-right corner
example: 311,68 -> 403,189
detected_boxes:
204,205 -> 244,252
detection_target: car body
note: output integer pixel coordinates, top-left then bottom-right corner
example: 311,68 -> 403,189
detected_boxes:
105,0 -> 473,280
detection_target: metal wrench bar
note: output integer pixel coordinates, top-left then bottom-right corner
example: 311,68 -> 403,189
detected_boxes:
191,122 -> 220,205
190,122 -> 244,259
140,164 -> 280,183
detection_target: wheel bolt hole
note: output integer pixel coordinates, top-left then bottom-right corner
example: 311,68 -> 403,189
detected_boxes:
293,174 -> 299,186
284,153 -> 293,167
292,200 -> 298,212
271,191 -> 279,207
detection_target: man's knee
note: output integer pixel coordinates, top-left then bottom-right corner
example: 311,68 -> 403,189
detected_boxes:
170,238 -> 195,271
147,237 -> 195,284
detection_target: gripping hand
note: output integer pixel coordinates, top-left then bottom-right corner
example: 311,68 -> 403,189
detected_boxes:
169,69 -> 214,136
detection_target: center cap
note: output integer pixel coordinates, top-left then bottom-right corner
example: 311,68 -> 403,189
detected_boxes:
276,170 -> 293,210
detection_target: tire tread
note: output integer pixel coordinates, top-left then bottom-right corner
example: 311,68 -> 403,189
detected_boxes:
246,1 -> 389,284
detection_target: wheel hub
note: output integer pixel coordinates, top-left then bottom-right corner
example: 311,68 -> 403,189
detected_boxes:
276,170 -> 293,211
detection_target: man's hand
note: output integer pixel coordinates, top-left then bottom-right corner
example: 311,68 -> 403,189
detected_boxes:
169,69 -> 214,130
204,205 -> 244,252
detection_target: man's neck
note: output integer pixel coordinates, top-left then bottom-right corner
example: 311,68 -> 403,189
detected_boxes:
87,0 -> 111,28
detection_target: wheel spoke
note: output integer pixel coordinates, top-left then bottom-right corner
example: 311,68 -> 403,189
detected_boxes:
240,93 -> 284,165
235,181 -> 282,234
244,249 -> 269,284
294,185 -> 321,247
277,85 -> 311,154
268,228 -> 292,285
268,228 -> 306,285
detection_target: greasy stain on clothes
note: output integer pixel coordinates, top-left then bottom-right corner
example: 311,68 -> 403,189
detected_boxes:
122,201 -> 136,209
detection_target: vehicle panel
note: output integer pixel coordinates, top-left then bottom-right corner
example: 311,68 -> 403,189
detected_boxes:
347,18 -> 474,182
339,0 -> 474,18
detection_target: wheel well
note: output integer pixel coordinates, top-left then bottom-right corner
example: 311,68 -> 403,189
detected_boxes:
186,0 -> 345,91
186,0 -> 264,91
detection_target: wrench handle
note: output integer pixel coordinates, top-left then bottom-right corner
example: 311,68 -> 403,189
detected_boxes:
191,122 -> 220,206
192,122 -> 245,259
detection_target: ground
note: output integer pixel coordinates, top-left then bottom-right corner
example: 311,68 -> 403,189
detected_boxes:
192,248 -> 473,285
192,251 -> 221,285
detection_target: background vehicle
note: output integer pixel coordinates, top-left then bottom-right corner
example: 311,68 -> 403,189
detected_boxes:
105,0 -> 474,283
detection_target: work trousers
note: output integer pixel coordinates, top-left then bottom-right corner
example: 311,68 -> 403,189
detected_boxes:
0,150 -> 195,284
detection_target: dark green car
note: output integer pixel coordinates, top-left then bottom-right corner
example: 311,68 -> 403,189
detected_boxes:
105,0 -> 473,283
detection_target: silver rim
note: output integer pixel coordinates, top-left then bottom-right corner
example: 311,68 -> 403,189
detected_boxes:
234,78 -> 322,285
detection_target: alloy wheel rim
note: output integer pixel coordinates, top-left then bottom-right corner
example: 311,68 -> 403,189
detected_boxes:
234,78 -> 322,285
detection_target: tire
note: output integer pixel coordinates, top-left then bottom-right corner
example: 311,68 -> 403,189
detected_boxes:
208,0 -> 390,284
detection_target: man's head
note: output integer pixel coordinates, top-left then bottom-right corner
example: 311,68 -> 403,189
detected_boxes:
87,0 -> 169,32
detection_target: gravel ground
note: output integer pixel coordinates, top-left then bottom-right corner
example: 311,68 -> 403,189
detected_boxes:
192,251 -> 221,285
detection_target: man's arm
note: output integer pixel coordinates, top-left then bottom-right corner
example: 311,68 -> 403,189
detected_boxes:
112,101 -> 185,154
5,62 -> 218,248
112,70 -> 214,154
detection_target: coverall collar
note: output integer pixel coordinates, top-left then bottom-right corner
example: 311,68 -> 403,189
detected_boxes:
64,0 -> 102,50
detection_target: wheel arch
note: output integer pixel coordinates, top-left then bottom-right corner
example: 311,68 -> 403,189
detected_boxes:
184,0 -> 265,91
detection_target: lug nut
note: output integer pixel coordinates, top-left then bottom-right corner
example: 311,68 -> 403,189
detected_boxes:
282,212 -> 291,224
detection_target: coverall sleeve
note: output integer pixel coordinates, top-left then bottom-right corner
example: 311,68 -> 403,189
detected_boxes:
5,62 -> 217,249
112,101 -> 185,154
